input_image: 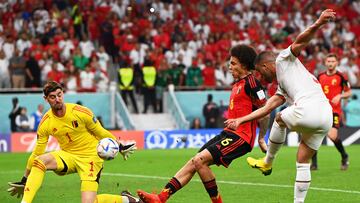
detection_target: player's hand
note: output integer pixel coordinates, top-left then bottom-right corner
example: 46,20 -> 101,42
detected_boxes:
7,177 -> 27,198
258,138 -> 267,154
331,94 -> 342,105
224,118 -> 242,130
316,9 -> 336,25
119,142 -> 137,160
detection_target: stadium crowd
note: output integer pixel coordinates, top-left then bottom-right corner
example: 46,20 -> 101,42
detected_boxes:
0,0 -> 359,93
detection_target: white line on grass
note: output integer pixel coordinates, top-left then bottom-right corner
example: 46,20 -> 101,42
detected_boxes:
2,170 -> 359,195
102,172 -> 360,195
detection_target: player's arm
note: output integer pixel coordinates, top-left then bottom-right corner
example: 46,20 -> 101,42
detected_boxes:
8,130 -> 48,198
332,76 -> 352,105
291,9 -> 336,56
225,95 -> 285,130
82,107 -> 136,160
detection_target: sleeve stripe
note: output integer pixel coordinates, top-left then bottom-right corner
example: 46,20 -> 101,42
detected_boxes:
38,114 -> 49,129
73,106 -> 93,117
248,75 -> 256,88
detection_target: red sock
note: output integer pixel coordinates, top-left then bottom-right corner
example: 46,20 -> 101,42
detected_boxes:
158,177 -> 182,202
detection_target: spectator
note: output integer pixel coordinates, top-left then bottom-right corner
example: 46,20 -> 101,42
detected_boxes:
118,64 -> 139,113
96,45 -> 110,73
191,117 -> 202,129
0,50 -> 10,88
344,95 -> 360,127
142,59 -> 157,113
63,61 -> 79,94
79,34 -> 95,59
15,107 -> 30,132
73,47 -> 89,71
215,61 -> 233,87
9,97 -> 22,132
186,62 -> 203,87
47,62 -> 64,84
29,104 -> 44,131
25,50 -> 41,88
79,65 -> 95,92
156,60 -> 170,113
202,60 -> 216,87
16,32 -> 32,56
168,60 -> 184,86
202,94 -> 219,128
9,48 -> 26,88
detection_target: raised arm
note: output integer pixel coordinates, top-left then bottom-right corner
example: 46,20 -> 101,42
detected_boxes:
291,9 -> 336,56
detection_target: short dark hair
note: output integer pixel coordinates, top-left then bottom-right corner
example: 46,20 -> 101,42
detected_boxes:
43,81 -> 63,97
230,45 -> 257,70
326,53 -> 338,60
254,51 -> 276,65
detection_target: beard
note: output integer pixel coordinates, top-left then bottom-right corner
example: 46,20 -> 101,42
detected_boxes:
53,102 -> 64,110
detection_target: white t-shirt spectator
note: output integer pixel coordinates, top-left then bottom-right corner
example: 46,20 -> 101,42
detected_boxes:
16,39 -> 32,55
3,42 -> 15,59
215,68 -> 233,86
96,52 -> 110,73
79,40 -> 95,58
58,39 -> 75,60
80,71 -> 95,89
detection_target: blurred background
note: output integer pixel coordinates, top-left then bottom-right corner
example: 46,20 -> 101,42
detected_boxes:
0,0 -> 359,152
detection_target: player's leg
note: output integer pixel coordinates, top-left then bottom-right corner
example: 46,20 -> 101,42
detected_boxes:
264,112 -> 287,164
247,112 -> 286,175
310,152 -> 318,170
137,132 -> 226,203
328,125 -> 349,170
22,153 -> 58,203
192,149 -> 222,203
294,140 -> 316,203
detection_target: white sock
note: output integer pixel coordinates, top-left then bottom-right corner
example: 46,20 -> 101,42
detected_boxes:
294,162 -> 311,203
264,121 -> 286,164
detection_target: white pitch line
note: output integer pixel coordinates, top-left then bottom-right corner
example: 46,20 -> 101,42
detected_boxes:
2,171 -> 359,195
102,172 -> 360,195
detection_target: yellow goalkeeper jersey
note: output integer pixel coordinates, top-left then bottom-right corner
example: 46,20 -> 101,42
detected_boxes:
26,103 -> 116,169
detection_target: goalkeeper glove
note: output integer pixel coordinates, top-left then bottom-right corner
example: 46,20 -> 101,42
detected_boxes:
119,142 -> 137,160
7,176 -> 27,198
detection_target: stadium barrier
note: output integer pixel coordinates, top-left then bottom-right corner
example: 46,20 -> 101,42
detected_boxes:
165,85 -> 190,129
2,127 -> 360,152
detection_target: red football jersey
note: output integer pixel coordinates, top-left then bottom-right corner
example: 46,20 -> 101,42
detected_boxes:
224,74 -> 267,148
317,71 -> 351,114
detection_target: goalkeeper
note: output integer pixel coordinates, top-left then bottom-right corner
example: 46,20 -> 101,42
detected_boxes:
8,81 -> 139,203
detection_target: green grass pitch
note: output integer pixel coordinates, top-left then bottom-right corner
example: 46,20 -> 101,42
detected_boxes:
1,146 -> 360,203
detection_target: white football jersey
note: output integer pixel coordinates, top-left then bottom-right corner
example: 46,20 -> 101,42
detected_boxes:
275,47 -> 327,104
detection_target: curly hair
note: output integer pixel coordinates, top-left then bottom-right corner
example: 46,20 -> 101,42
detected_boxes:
230,44 -> 257,70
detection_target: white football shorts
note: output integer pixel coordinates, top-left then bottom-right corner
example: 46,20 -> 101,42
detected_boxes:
280,100 -> 332,150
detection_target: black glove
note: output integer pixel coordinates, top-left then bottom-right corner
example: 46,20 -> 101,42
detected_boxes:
8,176 -> 27,198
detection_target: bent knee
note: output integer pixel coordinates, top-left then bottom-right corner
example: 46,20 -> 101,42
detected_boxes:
191,155 -> 206,171
36,153 -> 57,169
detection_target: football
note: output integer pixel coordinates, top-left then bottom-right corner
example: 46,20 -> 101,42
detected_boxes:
97,138 -> 119,160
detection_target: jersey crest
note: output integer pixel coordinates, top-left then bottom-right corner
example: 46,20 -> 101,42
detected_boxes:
72,120 -> 79,128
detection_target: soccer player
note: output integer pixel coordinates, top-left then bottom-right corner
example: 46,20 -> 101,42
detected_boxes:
312,53 -> 352,170
137,44 -> 269,203
7,81 -> 139,203
225,9 -> 335,203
